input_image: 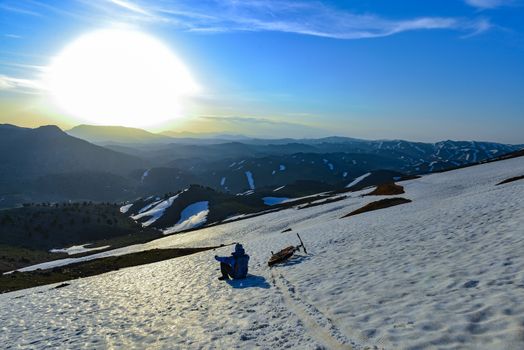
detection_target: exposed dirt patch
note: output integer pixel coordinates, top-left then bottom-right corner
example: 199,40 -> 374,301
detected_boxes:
497,175 -> 524,186
298,196 -> 348,210
365,183 -> 405,196
0,246 -> 221,294
341,198 -> 412,218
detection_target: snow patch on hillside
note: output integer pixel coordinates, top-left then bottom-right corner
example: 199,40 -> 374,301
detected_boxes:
245,171 -> 255,190
132,193 -> 182,226
138,199 -> 162,214
163,201 -> 209,234
140,169 -> 150,183
119,204 -> 133,213
49,244 -> 110,255
346,172 -> 371,188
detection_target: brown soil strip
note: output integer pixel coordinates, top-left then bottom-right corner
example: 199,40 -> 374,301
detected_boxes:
364,183 -> 404,196
298,196 -> 348,210
0,246 -> 222,294
497,175 -> 524,185
341,198 -> 412,218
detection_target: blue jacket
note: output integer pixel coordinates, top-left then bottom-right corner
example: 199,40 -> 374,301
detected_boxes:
215,244 -> 250,279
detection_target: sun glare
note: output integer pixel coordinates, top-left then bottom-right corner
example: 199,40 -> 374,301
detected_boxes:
44,29 -> 200,127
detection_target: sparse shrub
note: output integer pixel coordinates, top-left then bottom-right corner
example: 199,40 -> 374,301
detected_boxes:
1,215 -> 14,225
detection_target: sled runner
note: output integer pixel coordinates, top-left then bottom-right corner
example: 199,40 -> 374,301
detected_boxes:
268,233 -> 307,267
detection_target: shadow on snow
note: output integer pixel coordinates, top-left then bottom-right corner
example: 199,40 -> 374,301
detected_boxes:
226,274 -> 271,289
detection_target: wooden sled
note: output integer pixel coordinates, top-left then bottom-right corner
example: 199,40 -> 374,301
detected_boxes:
268,233 -> 307,267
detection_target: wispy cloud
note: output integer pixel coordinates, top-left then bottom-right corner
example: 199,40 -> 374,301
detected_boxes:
3,34 -> 22,39
106,0 -> 151,16
465,0 -> 515,9
69,0 -> 493,39
0,3 -> 42,16
0,75 -> 44,94
460,18 -> 493,37
0,0 -> 495,39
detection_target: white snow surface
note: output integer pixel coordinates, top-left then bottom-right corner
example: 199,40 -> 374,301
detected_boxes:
49,244 -> 111,255
119,203 -> 133,213
346,172 -> 371,188
245,171 -> 255,190
131,193 -> 181,226
140,169 -> 150,183
162,201 -> 209,234
273,185 -> 286,192
137,198 -> 162,214
2,157 -> 524,349
262,197 -> 290,206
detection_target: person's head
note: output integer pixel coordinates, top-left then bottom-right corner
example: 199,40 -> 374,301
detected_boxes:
232,243 -> 245,256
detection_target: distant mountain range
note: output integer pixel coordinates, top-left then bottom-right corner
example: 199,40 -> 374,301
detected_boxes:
0,123 -> 521,208
67,124 -> 252,145
67,124 -> 174,144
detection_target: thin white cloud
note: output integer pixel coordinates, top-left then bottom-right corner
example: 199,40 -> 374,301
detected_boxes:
73,0 -> 493,39
155,1 -> 490,39
460,18 -> 493,37
0,3 -> 42,16
0,75 -> 45,93
0,0 -> 495,40
465,0 -> 514,8
107,0 -> 151,16
3,34 -> 22,39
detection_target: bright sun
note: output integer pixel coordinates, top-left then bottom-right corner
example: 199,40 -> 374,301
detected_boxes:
44,29 -> 200,127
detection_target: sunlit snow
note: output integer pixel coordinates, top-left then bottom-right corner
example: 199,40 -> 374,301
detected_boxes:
162,201 -> 209,234
346,172 -> 371,188
49,244 -> 110,255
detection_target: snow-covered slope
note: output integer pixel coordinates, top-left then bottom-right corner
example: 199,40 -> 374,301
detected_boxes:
1,157 -> 524,349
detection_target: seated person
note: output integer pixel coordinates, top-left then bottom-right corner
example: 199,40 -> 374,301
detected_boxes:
214,243 -> 250,280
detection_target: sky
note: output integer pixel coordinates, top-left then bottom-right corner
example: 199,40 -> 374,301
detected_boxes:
0,0 -> 523,143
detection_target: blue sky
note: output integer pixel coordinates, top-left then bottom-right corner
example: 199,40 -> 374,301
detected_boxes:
0,0 -> 523,142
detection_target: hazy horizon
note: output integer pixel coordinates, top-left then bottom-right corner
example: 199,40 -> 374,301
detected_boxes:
4,121 -> 524,145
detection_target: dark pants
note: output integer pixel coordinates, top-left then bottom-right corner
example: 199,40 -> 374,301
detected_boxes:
220,262 -> 234,279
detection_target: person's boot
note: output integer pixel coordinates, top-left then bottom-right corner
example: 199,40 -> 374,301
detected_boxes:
218,275 -> 229,281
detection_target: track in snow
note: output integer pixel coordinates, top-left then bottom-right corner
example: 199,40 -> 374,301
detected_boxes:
271,270 -> 358,350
